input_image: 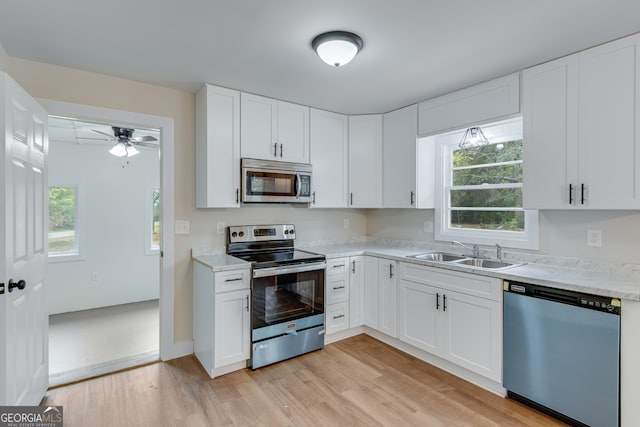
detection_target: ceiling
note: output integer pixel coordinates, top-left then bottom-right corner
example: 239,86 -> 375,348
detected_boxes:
1,1 -> 639,115
48,116 -> 159,149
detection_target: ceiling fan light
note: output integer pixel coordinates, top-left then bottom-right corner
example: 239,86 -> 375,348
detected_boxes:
312,31 -> 363,67
109,142 -> 128,157
126,145 -> 140,157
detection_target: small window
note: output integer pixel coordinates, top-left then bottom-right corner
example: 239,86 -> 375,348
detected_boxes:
145,187 -> 160,254
48,186 -> 78,256
434,117 -> 538,249
151,188 -> 160,250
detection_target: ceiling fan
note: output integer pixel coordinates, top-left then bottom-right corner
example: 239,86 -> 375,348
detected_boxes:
93,126 -> 158,157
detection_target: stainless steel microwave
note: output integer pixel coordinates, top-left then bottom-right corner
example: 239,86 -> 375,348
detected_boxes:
241,158 -> 312,204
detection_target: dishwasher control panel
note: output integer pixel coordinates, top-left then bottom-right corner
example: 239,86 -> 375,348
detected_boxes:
504,280 -> 621,315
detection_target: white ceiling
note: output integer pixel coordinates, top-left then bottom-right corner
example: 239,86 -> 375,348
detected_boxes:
1,1 -> 639,115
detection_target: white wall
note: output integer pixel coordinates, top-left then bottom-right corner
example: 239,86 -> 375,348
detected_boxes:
47,140 -> 160,314
0,42 -> 8,72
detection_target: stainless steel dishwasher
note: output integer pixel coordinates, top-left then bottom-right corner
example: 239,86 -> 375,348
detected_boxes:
503,280 -> 620,427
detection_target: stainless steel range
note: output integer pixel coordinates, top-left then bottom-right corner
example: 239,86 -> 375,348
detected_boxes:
227,224 -> 326,369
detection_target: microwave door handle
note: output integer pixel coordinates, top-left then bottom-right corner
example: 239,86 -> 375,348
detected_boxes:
295,173 -> 302,198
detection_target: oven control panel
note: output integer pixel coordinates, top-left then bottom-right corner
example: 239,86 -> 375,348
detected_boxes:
228,224 -> 296,243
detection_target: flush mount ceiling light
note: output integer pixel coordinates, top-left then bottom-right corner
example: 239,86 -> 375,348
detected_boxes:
312,31 -> 363,67
459,126 -> 490,150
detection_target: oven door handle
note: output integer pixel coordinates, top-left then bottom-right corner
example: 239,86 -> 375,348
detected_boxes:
253,262 -> 326,278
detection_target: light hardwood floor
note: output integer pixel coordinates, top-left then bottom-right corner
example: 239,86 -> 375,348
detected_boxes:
43,335 -> 566,426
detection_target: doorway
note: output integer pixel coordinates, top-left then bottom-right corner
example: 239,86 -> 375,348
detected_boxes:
46,116 -> 161,385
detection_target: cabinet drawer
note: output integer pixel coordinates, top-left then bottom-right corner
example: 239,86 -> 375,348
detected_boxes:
326,276 -> 349,305
326,257 -> 349,276
399,262 -> 501,301
326,302 -> 349,335
215,269 -> 250,293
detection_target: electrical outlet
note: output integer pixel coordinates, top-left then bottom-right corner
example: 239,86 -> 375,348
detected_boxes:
175,220 -> 190,235
343,219 -> 350,229
91,272 -> 100,281
217,221 -> 225,234
587,229 -> 602,247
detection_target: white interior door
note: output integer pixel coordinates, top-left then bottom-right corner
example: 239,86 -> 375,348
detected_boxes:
0,72 -> 49,405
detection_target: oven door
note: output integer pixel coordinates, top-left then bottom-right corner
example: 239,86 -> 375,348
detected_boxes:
252,263 -> 325,340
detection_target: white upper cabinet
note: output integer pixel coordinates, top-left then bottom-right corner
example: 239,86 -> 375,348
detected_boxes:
523,34 -> 640,209
382,104 -> 418,208
348,114 -> 382,208
196,84 -> 241,208
417,73 -> 520,137
310,108 -> 349,208
241,93 -> 310,163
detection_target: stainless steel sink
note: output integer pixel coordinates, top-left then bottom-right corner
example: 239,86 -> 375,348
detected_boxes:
451,258 -> 520,269
406,252 -> 522,270
407,252 -> 467,262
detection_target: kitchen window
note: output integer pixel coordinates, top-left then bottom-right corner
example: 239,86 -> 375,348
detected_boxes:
48,185 -> 80,258
434,117 -> 539,249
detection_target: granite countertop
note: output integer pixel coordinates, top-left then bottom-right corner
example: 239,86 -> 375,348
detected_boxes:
301,243 -> 640,301
192,254 -> 251,272
191,242 -> 640,301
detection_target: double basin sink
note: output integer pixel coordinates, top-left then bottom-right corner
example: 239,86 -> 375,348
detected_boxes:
406,252 -> 522,270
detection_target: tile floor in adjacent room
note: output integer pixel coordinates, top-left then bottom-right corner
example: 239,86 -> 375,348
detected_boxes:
48,299 -> 159,386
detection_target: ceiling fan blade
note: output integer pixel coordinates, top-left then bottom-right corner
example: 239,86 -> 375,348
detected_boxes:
92,129 -> 115,139
131,141 -> 160,149
130,135 -> 158,142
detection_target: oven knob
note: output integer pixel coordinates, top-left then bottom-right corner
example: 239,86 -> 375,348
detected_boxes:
289,229 -> 295,235
284,229 -> 289,235
239,231 -> 245,237
231,231 -> 237,237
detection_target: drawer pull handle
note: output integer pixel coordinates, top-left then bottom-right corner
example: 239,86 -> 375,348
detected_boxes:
332,264 -> 345,268
333,314 -> 345,320
225,277 -> 243,282
332,286 -> 345,290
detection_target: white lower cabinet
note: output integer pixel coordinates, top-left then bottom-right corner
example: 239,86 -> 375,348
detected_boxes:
378,258 -> 397,337
349,256 -> 365,328
326,301 -> 349,335
363,256 -> 380,329
325,257 -> 351,335
397,262 -> 502,381
193,262 -> 251,378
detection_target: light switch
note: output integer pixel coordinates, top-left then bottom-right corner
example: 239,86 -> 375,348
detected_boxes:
175,220 -> 190,235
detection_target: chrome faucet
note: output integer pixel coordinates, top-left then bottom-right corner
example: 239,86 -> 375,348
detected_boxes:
452,240 -> 480,258
496,243 -> 502,260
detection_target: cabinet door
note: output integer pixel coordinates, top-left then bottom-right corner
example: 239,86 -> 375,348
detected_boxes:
326,301 -> 349,335
397,279 -> 439,354
349,256 -> 365,328
522,55 -> 579,209
214,289 -> 250,368
579,35 -> 640,209
240,93 -> 278,160
310,108 -> 348,207
378,259 -> 397,337
277,100 -> 310,163
363,256 -> 379,329
441,290 -> 501,381
196,84 -> 241,208
348,115 -> 382,207
383,104 -> 417,208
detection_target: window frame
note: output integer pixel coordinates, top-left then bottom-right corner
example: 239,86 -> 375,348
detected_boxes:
48,183 -> 85,262
434,117 -> 539,250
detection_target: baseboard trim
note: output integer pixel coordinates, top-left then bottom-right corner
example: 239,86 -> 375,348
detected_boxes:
161,340 -> 193,361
